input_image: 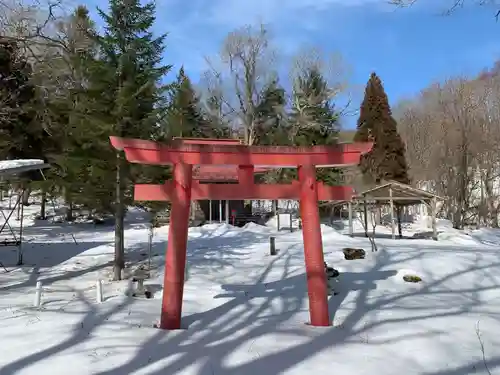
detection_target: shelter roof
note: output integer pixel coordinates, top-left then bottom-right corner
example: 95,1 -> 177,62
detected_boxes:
0,159 -> 50,178
336,180 -> 444,206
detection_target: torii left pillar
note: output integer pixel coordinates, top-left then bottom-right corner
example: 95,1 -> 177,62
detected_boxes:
299,165 -> 329,326
161,162 -> 193,329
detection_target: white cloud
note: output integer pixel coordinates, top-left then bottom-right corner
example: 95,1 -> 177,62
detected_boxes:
150,0 -> 392,78
189,0 -> 387,29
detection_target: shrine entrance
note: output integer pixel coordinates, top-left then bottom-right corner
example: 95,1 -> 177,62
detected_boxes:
110,136 -> 372,330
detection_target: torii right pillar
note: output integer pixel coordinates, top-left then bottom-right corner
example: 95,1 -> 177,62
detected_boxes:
298,165 -> 330,326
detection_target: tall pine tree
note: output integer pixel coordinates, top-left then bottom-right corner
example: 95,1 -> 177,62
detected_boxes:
288,67 -> 341,185
93,0 -> 171,280
42,6 -> 111,220
290,67 -> 339,146
253,79 -> 287,146
165,67 -> 215,139
0,38 -> 44,161
354,72 -> 409,185
203,93 -> 229,138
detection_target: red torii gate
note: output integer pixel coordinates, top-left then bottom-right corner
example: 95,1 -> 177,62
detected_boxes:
110,136 -> 372,330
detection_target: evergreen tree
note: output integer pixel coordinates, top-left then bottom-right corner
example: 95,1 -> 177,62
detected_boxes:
166,67 -> 213,139
42,6 -> 113,219
288,67 -> 342,185
290,67 -> 339,146
354,72 -> 409,184
203,94 -> 231,139
0,38 -> 45,161
253,79 -> 287,146
93,0 -> 171,280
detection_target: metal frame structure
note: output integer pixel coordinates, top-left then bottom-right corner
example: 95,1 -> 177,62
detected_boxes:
110,136 -> 372,330
0,160 -> 50,270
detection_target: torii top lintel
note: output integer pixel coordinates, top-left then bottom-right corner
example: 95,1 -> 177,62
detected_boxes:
109,136 -> 373,167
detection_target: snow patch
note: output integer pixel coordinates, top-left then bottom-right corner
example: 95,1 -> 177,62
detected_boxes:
0,159 -> 45,171
437,229 -> 479,245
470,228 -> 500,246
1,200 -> 500,375
242,222 -> 271,233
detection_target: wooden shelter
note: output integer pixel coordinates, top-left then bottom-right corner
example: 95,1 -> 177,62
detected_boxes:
337,180 -> 444,240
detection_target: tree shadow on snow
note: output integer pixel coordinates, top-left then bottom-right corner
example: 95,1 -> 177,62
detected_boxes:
134,226 -> 274,275
0,241 -> 112,292
2,241 -> 500,375
327,268 -> 398,321
350,231 -> 419,240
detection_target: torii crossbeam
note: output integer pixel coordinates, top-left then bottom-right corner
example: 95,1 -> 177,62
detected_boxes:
110,136 -> 372,330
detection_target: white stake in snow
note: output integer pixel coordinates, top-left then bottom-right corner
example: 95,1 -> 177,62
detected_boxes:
96,280 -> 103,303
34,281 -> 42,308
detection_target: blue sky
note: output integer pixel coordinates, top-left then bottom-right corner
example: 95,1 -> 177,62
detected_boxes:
85,0 -> 500,128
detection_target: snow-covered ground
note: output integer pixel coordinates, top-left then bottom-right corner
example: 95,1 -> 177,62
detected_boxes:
1,202 -> 500,375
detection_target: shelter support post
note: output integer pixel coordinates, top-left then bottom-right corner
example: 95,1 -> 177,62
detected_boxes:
431,198 -> 437,241
209,200 -> 212,222
298,165 -> 330,327
17,194 -> 24,265
225,200 -> 229,224
161,162 -> 193,330
363,195 -> 368,237
396,205 -> 402,239
348,201 -> 353,237
389,187 -> 395,240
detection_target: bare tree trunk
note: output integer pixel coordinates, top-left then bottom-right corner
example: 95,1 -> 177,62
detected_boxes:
453,133 -> 470,229
22,186 -> 31,206
483,168 -> 498,227
40,188 -> 47,220
478,168 -> 485,228
114,152 -> 125,281
363,201 -> 368,237
62,186 -> 73,221
66,202 -> 73,222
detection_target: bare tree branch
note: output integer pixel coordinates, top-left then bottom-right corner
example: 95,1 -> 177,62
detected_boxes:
389,0 -> 500,18
1,0 -> 67,62
201,23 -> 276,145
396,72 -> 500,228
